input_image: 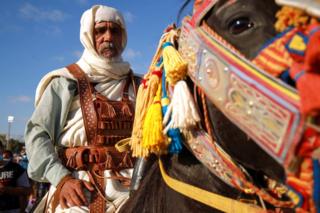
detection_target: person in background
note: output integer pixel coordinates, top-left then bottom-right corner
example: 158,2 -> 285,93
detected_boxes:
0,150 -> 32,213
18,146 -> 28,170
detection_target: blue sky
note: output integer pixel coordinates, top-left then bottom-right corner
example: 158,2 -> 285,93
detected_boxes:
0,0 -> 192,139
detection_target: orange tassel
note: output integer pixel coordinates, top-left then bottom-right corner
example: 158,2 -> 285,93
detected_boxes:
130,70 -> 162,157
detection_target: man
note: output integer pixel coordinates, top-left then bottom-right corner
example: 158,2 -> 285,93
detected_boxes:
25,5 -> 138,213
0,150 -> 32,213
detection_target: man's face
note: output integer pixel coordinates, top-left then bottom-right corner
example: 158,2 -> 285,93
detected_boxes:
2,152 -> 12,162
94,21 -> 123,59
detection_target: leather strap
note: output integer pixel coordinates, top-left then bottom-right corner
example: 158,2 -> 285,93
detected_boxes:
122,72 -> 132,102
122,70 -> 139,102
66,64 -> 105,213
132,73 -> 140,98
67,64 -> 98,145
89,169 -> 106,213
59,146 -> 134,171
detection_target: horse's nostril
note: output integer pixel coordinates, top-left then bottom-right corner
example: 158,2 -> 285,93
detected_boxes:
228,17 -> 254,35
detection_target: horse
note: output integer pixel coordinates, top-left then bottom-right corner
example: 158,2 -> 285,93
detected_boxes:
120,0 -> 319,212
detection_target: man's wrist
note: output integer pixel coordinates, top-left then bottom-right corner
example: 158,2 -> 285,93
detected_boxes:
45,163 -> 72,187
56,174 -> 74,189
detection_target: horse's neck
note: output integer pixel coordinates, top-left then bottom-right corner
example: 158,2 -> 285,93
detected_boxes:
121,152 -> 244,213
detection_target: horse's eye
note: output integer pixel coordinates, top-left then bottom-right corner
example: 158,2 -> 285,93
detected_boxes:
228,17 -> 254,35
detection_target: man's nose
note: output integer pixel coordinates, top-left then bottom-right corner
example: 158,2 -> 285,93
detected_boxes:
103,29 -> 113,41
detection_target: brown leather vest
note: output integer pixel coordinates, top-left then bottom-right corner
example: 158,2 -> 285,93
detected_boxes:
55,64 -> 138,213
59,64 -> 137,171
94,77 -> 134,146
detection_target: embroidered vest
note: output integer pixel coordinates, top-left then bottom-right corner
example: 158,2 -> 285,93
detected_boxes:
57,64 -> 138,213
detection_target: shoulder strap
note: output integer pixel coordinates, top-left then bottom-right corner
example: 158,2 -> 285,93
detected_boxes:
122,70 -> 141,101
66,64 -> 98,145
132,73 -> 141,97
122,71 -> 132,101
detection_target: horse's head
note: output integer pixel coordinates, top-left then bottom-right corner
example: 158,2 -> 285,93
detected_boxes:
205,0 -> 279,59
179,0 -> 319,181
126,1 -> 320,212
179,0 -> 286,181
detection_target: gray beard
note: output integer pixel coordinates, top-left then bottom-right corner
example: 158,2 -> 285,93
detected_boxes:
103,55 -> 122,63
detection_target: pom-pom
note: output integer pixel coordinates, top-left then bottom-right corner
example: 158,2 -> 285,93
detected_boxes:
161,71 -> 183,154
163,80 -> 200,131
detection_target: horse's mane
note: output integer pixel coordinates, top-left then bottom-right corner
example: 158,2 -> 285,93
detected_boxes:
120,155 -> 165,213
120,149 -> 259,213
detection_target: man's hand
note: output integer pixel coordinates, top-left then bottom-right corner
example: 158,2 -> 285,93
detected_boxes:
59,178 -> 94,209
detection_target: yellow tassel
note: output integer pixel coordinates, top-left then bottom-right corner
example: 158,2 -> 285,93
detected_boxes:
130,30 -> 173,157
130,70 -> 162,157
142,81 -> 168,155
162,42 -> 188,86
130,84 -> 149,157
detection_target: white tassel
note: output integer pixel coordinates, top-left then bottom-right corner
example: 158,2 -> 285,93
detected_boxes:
163,80 -> 200,132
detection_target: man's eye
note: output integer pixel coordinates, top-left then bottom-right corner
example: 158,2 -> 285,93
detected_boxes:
110,27 -> 121,34
228,17 -> 254,35
96,27 -> 106,34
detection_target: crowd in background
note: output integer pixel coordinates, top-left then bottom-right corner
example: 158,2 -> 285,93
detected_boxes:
0,146 -> 49,213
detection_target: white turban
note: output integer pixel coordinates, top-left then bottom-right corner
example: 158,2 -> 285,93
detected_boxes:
95,5 -> 127,49
77,5 -> 130,82
34,5 -> 133,107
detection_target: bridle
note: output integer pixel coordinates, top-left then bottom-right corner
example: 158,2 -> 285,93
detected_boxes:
159,0 -> 320,211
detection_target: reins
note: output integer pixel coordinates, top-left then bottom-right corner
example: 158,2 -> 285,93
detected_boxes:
158,159 -> 265,213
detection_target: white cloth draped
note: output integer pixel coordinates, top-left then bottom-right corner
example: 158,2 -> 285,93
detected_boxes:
35,63 -> 134,148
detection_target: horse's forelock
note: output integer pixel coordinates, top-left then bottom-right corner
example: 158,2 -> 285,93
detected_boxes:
215,0 -> 238,15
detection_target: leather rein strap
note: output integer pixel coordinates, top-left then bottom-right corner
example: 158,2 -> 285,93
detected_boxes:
67,63 -> 105,213
158,159 -> 265,213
